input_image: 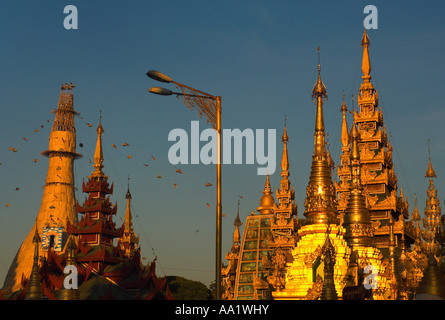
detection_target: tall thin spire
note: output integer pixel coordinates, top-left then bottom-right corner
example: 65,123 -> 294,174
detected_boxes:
91,113 -> 105,178
340,91 -> 349,149
312,47 -> 328,137
118,176 -> 140,258
425,139 -> 437,178
361,28 -> 372,85
233,200 -> 242,244
281,115 -> 289,174
304,48 -> 338,225
124,176 -> 133,230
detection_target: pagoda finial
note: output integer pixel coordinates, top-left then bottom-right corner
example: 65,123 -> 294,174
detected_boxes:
281,116 -> 289,173
233,200 -> 242,244
124,177 -> 133,229
426,139 -> 437,178
340,91 -> 349,149
91,113 -> 105,178
126,175 -> 131,199
312,47 -> 328,104
361,28 -> 372,83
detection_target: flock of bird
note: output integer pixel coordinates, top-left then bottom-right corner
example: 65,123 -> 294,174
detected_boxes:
2,114 -> 227,212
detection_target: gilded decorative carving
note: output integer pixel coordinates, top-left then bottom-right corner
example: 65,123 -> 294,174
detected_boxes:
304,245 -> 322,267
305,275 -> 324,300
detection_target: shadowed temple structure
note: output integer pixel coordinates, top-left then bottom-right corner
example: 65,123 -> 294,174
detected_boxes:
222,29 -> 445,300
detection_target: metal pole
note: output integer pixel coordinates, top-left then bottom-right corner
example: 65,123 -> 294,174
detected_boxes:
216,96 -> 222,300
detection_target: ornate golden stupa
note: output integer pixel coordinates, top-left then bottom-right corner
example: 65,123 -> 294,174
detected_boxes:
273,49 -> 351,300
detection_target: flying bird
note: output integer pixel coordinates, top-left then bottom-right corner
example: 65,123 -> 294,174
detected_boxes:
176,169 -> 182,174
127,155 -> 132,159
9,147 -> 17,152
15,187 -> 20,191
205,182 -> 212,187
111,144 -> 117,149
174,184 -> 177,189
122,143 -> 130,147
33,158 -> 39,163
157,175 -> 162,178
206,203 -> 210,208
151,156 -> 156,160
86,123 -> 93,127
79,143 -> 84,148
23,137 -> 28,142
143,164 -> 149,167
5,203 -> 10,208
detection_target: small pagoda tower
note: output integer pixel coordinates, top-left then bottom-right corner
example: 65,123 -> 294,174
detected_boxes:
335,92 -> 352,223
421,140 -> 442,257
3,83 -> 82,292
267,119 -> 298,290
274,50 -> 351,300
117,179 -> 140,259
67,119 -> 123,272
270,120 -> 298,253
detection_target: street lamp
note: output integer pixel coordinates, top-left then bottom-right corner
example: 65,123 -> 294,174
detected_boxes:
146,70 -> 223,300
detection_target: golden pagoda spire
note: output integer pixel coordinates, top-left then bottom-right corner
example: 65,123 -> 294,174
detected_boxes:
304,47 -> 338,225
257,174 -> 275,215
119,176 -> 140,258
425,139 -> 437,178
233,200 -> 242,244
91,112 -> 105,178
343,123 -> 374,247
25,226 -> 42,300
340,91 -> 349,149
124,176 -> 133,231
281,116 -> 289,174
361,28 -> 372,84
312,47 -> 328,147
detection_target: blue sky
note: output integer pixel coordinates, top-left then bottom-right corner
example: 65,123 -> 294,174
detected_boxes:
0,1 -> 444,287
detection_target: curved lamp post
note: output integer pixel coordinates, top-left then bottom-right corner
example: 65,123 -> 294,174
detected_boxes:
146,70 -> 223,300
